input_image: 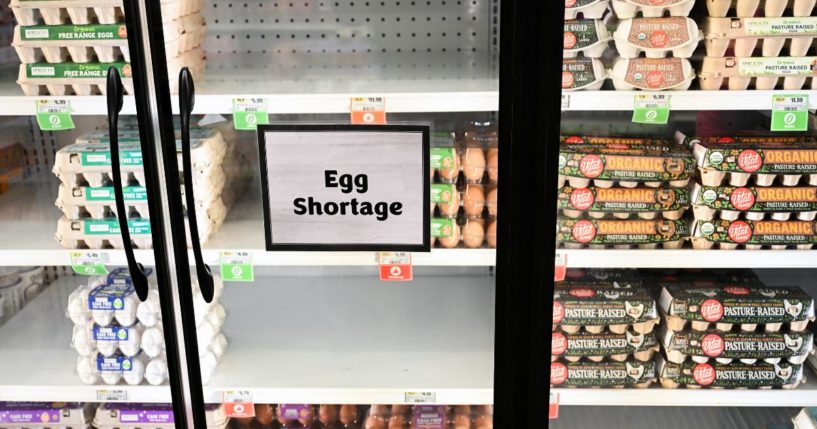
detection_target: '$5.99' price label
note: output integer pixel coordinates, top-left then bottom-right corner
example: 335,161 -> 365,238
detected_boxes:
223,390 -> 254,418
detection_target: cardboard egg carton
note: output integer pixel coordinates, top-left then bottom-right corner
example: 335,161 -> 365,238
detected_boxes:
704,17 -> 817,57
612,0 -> 696,18
550,358 -> 657,388
613,17 -> 702,58
707,0 -> 817,18
552,283 -> 660,334
558,184 -> 689,220
692,218 -> 817,250
562,57 -> 608,91
691,183 -> 817,222
93,403 -> 229,429
657,355 -> 804,389
0,402 -> 92,428
551,328 -> 659,362
564,19 -> 611,58
611,57 -> 695,90
10,0 -> 201,26
699,56 -> 817,90
661,325 -> 813,365
566,0 -> 610,19
558,216 -> 689,249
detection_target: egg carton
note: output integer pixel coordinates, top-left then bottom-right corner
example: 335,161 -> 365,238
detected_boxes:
431,146 -> 498,185
611,57 -> 695,90
706,0 -> 817,18
691,183 -> 817,222
431,218 -> 496,249
558,185 -> 689,220
557,216 -> 689,249
550,359 -> 656,388
562,57 -> 608,91
76,352 -> 171,385
552,284 -> 660,334
564,19 -> 611,58
551,329 -> 659,362
657,355 -> 804,389
93,403 -> 228,429
704,17 -> 817,57
10,0 -> 201,26
612,0 -> 696,18
699,56 -> 817,90
692,218 -> 817,250
614,17 -> 702,58
430,183 -> 497,220
661,325 -> 813,365
566,0 -> 610,19
0,402 -> 91,428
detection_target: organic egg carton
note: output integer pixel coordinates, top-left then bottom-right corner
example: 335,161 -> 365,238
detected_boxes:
658,284 -> 815,332
566,0 -> 611,19
552,283 -> 660,334
562,57 -> 608,91
613,17 -> 702,59
551,328 -> 659,362
93,403 -> 229,429
612,0 -> 696,18
657,355 -> 804,389
704,17 -> 817,58
550,358 -> 656,388
431,218 -> 496,249
692,218 -> 817,250
564,19 -> 611,58
691,183 -> 817,222
611,57 -> 696,90
661,325 -> 813,365
557,216 -> 689,249
558,185 -> 689,220
699,56 -> 817,90
0,402 -> 91,428
706,0 -> 817,18
10,0 -> 201,26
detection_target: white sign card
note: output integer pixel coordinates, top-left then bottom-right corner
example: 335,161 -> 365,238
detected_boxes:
258,124 -> 430,251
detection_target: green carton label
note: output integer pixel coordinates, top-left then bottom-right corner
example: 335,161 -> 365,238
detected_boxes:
85,186 -> 147,201
738,57 -> 817,77
430,148 -> 457,170
21,24 -> 128,41
27,62 -> 132,79
430,184 -> 456,203
431,218 -> 455,238
744,17 -> 817,36
84,219 -> 151,235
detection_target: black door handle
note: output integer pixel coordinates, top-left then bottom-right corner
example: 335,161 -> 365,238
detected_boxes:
178,67 -> 215,303
107,66 -> 149,301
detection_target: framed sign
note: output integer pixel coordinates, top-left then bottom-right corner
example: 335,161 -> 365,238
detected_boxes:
258,124 -> 430,251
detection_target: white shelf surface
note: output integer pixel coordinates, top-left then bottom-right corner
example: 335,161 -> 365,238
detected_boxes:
562,90 -> 817,111
558,249 -> 817,269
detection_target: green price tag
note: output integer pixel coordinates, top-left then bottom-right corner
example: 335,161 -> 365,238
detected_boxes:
632,94 -> 670,125
70,251 -> 108,275
233,98 -> 269,130
220,251 -> 254,282
36,99 -> 75,131
771,94 -> 809,132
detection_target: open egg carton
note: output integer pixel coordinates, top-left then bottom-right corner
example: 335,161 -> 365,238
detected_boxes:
706,0 -> 817,18
10,0 -> 202,26
657,354 -> 805,389
93,403 -> 229,429
0,402 -> 94,428
704,17 -> 817,58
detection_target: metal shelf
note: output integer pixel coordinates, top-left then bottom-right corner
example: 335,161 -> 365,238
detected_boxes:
562,90 -> 817,112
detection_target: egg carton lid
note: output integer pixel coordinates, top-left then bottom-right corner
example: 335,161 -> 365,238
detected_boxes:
93,403 -> 228,429
0,401 -> 91,426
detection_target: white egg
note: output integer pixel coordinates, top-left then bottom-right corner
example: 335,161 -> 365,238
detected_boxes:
96,338 -> 118,357
141,326 -> 165,358
100,370 -> 122,385
205,308 -> 223,332
136,290 -> 161,327
145,357 -> 168,385
91,309 -> 114,327
123,356 -> 146,385
72,321 -> 96,356
196,319 -> 217,348
200,351 -> 218,385
114,293 -> 139,327
119,325 -> 142,357
212,275 -> 224,301
193,296 -> 211,326
76,356 -> 99,385
209,333 -> 228,359
67,286 -> 91,325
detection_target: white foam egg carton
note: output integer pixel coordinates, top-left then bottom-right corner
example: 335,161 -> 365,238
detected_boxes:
614,17 -> 702,58
0,402 -> 91,428
707,0 -> 817,18
699,56 -> 817,90
611,57 -> 695,90
56,184 -> 223,220
10,0 -> 201,26
565,0 -> 610,19
93,403 -> 228,429
611,0 -> 695,18
562,57 -> 608,91
704,17 -> 817,57
564,19 -> 611,58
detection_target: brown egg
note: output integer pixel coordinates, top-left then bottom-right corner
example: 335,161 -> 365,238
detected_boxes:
256,404 -> 275,425
430,167 -> 435,181
388,415 -> 407,429
340,405 -> 358,424
453,405 -> 471,415
462,148 -> 486,182
320,405 -> 339,425
453,413 -> 472,429
430,202 -> 437,216
369,405 -> 389,417
474,414 -> 493,429
486,187 -> 497,217
390,405 -> 410,416
438,152 -> 460,182
439,223 -> 461,249
431,236 -> 437,247
474,405 -> 493,416
232,417 -> 254,428
486,221 -> 497,248
365,415 -> 387,429
462,220 -> 485,248
438,189 -> 460,218
463,185 -> 485,218
486,149 -> 498,183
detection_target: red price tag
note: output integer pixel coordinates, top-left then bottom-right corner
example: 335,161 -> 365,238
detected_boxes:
350,97 -> 387,124
378,252 -> 413,281
223,390 -> 254,418
554,252 -> 567,282
549,392 -> 559,420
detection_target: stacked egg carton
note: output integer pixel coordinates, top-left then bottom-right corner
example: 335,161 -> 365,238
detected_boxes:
655,272 -> 814,389
430,122 -> 498,250
562,0 -> 612,91
52,124 -> 230,250
0,266 -> 45,326
0,402 -> 94,428
701,0 -> 817,90
93,403 -> 229,429
362,405 -> 493,429
550,269 -> 659,388
65,268 -> 228,386
10,0 -> 207,95
556,135 -> 695,249
681,134 -> 817,249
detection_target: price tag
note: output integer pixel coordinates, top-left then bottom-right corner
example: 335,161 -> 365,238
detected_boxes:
378,251 -> 412,281
35,99 -> 75,131
233,98 -> 269,130
404,391 -> 436,403
350,96 -> 387,124
223,390 -> 255,418
96,389 -> 128,401
554,252 -> 567,282
549,392 -> 559,420
70,251 -> 109,276
220,251 -> 254,282
771,94 -> 809,132
632,94 -> 670,125
561,94 -> 570,110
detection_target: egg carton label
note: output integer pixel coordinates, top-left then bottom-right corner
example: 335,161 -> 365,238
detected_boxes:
26,62 -> 131,79
744,17 -> 817,36
278,404 -> 312,420
695,185 -> 817,211
93,325 -> 129,341
563,268 -> 644,286
557,217 -> 689,245
664,330 -> 812,360
120,408 -> 174,424
695,218 -> 817,246
61,142 -> 144,166
690,136 -> 817,174
84,219 -> 151,236
627,0 -> 686,4
551,360 -> 656,387
88,282 -> 134,310
430,184 -> 456,203
552,330 -> 658,357
562,58 -> 600,89
626,17 -> 691,49
104,266 -> 152,286
412,405 -> 447,429
553,285 -> 658,325
558,185 -> 689,213
431,131 -> 455,148
0,403 -> 64,423
79,127 -> 215,146
85,186 -> 148,201
564,19 -> 601,50
20,24 -> 127,41
659,285 -> 814,324
566,0 -> 601,7
623,57 -> 688,89
738,57 -> 817,77
431,218 -> 455,238
659,359 -> 802,388
430,148 -> 457,170
97,355 -> 134,372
